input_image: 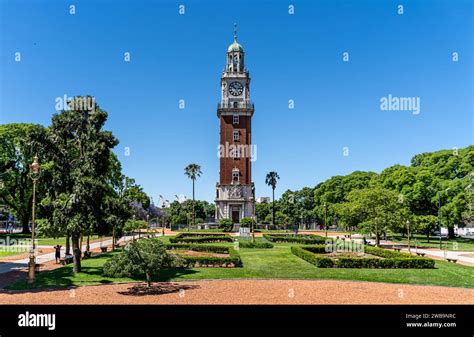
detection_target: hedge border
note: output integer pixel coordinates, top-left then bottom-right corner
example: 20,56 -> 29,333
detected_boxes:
238,240 -> 274,249
263,234 -> 329,245
169,233 -> 233,244
166,243 -> 242,267
291,245 -> 435,269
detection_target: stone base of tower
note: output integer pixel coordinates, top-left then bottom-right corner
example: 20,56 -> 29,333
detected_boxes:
215,183 -> 255,224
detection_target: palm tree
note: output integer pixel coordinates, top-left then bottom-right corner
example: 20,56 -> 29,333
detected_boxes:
265,171 -> 280,228
184,163 -> 202,230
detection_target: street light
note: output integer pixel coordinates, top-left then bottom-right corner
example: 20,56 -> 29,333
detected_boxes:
27,155 -> 41,284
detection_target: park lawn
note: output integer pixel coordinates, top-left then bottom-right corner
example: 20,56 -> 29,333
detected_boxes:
7,242 -> 474,290
0,250 -> 22,257
0,233 -> 102,246
388,234 -> 474,251
6,251 -> 137,290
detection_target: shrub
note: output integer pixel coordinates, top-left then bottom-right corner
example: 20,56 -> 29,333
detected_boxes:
166,243 -> 242,267
291,245 -> 435,269
103,238 -> 183,286
240,217 -> 256,229
291,246 -> 334,267
166,243 -> 229,254
124,219 -> 148,233
169,233 -> 233,244
219,218 -> 234,232
238,240 -> 274,249
264,234 -> 329,245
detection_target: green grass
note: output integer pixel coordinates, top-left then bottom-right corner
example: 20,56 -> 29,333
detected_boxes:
0,250 -> 22,257
388,234 -> 474,251
7,239 -> 474,290
0,234 -> 102,246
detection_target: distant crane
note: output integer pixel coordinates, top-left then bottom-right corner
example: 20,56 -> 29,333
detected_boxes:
159,195 -> 170,208
174,194 -> 187,203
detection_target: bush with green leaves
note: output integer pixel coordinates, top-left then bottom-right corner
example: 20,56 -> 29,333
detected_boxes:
240,217 -> 256,229
123,219 -> 148,233
291,245 -> 435,269
166,243 -> 242,267
169,232 -> 233,243
238,240 -> 274,249
263,234 -> 329,245
103,238 -> 183,286
219,218 -> 234,232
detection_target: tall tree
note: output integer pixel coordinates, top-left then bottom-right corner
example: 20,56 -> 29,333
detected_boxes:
184,163 -> 202,229
0,124 -> 49,233
265,171 -> 280,227
341,187 -> 410,246
48,98 -> 118,273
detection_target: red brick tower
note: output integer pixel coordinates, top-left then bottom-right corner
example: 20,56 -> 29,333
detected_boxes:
215,25 -> 255,224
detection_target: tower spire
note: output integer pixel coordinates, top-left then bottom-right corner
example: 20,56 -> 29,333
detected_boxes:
233,23 -> 237,41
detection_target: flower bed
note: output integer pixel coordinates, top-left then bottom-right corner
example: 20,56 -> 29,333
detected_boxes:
291,245 -> 435,269
166,243 -> 241,267
169,233 -> 233,244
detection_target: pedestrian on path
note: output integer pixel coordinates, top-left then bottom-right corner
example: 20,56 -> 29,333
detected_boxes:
54,245 -> 62,264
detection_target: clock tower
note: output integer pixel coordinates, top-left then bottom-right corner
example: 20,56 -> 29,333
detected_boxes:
215,25 -> 255,225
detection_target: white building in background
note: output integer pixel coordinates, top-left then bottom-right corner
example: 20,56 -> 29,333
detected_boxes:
256,197 -> 270,203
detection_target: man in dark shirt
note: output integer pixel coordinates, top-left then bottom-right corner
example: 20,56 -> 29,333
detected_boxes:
54,245 -> 62,263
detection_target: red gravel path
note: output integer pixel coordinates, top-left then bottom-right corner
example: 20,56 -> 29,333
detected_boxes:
0,280 -> 472,304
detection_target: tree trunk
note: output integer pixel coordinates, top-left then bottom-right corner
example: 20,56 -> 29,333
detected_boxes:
447,226 -> 455,239
65,233 -> 70,255
375,231 -> 380,247
112,227 -> 115,252
21,216 -> 30,234
79,233 -> 83,254
272,188 -> 275,228
146,272 -> 151,287
86,234 -> 90,253
71,231 -> 81,273
192,179 -> 196,228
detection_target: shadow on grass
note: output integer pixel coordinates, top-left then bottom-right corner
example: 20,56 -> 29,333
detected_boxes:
4,262 -> 199,293
118,282 -> 200,296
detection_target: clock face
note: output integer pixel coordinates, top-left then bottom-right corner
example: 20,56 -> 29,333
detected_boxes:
228,81 -> 243,96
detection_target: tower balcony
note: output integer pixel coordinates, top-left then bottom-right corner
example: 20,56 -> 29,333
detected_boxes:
217,102 -> 254,117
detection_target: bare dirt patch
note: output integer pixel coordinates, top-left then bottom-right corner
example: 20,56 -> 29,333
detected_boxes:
0,280 -> 472,305
174,250 -> 229,258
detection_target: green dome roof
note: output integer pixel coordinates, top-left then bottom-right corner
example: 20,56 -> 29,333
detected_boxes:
227,39 -> 244,53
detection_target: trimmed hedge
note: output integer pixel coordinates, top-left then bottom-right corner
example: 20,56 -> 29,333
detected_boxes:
169,233 -> 233,244
263,234 -> 329,245
175,233 -> 230,238
238,240 -> 274,249
165,243 -> 242,267
291,245 -> 435,269
166,243 -> 229,254
291,246 -> 335,267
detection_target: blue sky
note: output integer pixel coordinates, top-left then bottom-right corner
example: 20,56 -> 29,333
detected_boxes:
1,0 -> 472,204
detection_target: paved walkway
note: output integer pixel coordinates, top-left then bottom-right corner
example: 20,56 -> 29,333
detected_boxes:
324,234 -> 474,266
0,233 -> 166,275
0,239 -> 113,274
401,248 -> 474,265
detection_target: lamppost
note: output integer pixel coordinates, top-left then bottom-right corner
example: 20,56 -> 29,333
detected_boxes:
27,155 -> 41,284
406,220 -> 411,253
